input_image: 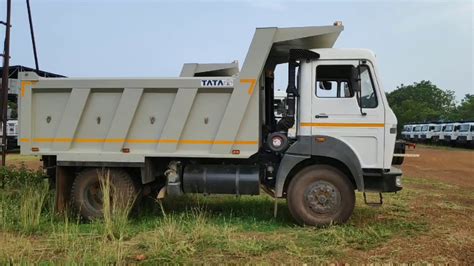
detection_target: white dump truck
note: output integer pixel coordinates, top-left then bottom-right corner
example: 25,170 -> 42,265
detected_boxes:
419,123 -> 437,142
17,22 -> 403,226
401,125 -> 413,140
431,123 -> 444,143
457,122 -> 474,147
443,122 -> 461,145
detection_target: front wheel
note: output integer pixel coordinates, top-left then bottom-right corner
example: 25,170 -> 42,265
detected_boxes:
287,165 -> 355,226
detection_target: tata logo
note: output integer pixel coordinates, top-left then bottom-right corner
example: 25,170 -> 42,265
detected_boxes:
201,79 -> 233,87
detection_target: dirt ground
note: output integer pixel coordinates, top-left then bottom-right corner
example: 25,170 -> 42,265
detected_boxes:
5,154 -> 41,170
402,145 -> 474,187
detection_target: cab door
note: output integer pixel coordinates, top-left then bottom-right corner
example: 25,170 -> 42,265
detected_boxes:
310,61 -> 385,169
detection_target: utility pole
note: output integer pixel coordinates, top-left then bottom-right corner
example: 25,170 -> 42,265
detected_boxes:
1,0 -> 12,166
26,0 -> 39,71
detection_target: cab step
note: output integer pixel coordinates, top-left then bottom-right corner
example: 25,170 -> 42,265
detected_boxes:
363,192 -> 383,207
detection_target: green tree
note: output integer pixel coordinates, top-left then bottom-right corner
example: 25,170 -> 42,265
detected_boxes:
455,94 -> 474,121
386,80 -> 456,131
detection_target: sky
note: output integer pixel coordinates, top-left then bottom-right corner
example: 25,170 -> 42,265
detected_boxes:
2,0 -> 473,100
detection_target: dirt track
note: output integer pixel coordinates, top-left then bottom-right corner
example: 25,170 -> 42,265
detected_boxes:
402,145 -> 474,187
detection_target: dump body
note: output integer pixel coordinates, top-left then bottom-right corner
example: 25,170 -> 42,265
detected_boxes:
18,25 -> 343,163
19,74 -> 259,161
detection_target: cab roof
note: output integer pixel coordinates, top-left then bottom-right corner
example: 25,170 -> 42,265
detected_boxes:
312,48 -> 377,62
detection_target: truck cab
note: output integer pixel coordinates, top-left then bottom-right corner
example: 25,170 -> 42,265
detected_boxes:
401,125 -> 413,140
443,123 -> 460,144
420,123 -> 436,142
293,48 -> 397,171
432,123 -> 443,142
458,122 -> 474,147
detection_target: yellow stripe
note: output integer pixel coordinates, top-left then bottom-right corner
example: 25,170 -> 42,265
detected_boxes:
300,122 -> 384,128
241,79 -> 256,95
22,138 -> 257,145
21,81 -> 37,97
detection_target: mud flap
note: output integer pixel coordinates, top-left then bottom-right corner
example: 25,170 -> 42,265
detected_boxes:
55,166 -> 75,213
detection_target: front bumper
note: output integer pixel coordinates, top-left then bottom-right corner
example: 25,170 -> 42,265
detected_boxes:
363,167 -> 403,193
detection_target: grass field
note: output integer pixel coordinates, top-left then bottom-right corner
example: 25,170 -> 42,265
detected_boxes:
0,147 -> 473,263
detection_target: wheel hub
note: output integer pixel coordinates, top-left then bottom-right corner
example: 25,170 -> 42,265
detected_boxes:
304,180 -> 341,214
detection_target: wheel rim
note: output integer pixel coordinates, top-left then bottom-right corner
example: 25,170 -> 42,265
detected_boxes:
85,182 -> 103,211
304,180 -> 341,214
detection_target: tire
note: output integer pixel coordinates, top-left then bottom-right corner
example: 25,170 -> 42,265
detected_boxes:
287,165 -> 355,226
71,168 -> 138,220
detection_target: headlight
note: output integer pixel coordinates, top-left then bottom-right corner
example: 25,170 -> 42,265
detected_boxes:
395,176 -> 402,187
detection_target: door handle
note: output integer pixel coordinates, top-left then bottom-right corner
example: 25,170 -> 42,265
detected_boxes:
315,114 -> 329,119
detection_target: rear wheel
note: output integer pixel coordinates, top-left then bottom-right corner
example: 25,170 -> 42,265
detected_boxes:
287,165 -> 355,226
71,168 -> 138,220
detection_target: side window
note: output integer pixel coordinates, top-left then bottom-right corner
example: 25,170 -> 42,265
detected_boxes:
471,126 -> 474,132
359,65 -> 378,108
315,65 -> 354,98
316,81 -> 338,97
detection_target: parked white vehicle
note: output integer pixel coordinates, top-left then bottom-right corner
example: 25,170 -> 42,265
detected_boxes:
432,124 -> 444,142
442,123 -> 461,144
420,123 -> 437,142
457,122 -> 474,147
17,23 -> 405,226
0,120 -> 19,149
401,124 -> 413,140
412,125 -> 422,141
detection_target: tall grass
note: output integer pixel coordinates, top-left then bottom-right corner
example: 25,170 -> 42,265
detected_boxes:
0,166 -> 48,233
19,182 -> 49,232
99,169 -> 135,241
0,165 -> 438,264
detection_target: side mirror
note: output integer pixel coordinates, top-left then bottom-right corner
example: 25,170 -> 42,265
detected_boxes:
319,81 -> 332,90
353,65 -> 366,116
351,66 -> 361,92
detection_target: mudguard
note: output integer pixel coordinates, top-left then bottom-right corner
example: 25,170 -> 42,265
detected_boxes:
275,135 -> 363,197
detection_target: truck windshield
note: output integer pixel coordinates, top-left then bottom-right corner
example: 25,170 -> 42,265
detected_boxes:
414,126 -> 421,132
459,124 -> 470,132
444,125 -> 453,132
421,125 -> 428,131
433,125 -> 441,132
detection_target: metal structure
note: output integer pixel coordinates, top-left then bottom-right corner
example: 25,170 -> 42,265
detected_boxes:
1,0 -> 12,166
0,0 -> 41,163
26,0 -> 39,72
